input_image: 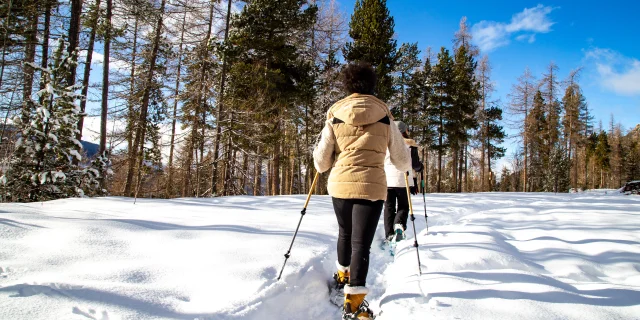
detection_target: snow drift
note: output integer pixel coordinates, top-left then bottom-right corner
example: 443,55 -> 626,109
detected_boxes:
1,191 -> 639,319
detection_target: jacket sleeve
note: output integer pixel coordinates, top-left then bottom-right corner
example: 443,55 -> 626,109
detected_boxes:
313,119 -> 336,173
410,146 -> 424,172
388,120 -> 411,172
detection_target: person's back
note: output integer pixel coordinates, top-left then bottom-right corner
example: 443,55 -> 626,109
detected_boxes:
313,62 -> 410,320
324,93 -> 395,201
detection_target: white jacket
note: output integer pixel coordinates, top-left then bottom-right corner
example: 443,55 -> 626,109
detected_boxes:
385,138 -> 415,188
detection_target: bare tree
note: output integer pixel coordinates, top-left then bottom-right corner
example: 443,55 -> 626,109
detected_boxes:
508,67 -> 535,191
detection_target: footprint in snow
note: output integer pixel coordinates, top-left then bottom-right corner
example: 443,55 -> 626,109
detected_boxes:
72,306 -> 109,320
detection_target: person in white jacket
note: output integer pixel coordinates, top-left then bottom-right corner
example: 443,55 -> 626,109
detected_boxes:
383,121 -> 424,242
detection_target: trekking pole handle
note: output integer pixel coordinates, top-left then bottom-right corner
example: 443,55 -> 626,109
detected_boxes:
304,172 -> 320,209
404,172 -> 415,218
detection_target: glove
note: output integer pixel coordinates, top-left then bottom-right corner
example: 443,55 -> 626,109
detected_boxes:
410,186 -> 418,195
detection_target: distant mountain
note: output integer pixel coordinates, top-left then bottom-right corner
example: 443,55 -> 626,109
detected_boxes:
80,140 -> 99,159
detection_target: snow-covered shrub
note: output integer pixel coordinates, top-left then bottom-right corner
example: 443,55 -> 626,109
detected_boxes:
0,39 -> 99,202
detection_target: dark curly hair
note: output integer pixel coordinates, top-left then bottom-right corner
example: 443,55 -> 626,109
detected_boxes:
341,62 -> 377,95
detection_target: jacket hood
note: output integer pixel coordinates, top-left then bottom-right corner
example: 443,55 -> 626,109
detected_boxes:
327,93 -> 390,126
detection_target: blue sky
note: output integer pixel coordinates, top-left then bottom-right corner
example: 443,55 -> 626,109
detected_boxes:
337,0 -> 640,157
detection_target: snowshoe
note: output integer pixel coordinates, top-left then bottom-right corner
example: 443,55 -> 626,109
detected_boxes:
328,272 -> 348,307
394,223 -> 406,242
381,234 -> 397,256
342,299 -> 376,319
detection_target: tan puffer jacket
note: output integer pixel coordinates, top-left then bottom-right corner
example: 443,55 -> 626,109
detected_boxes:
313,93 -> 411,201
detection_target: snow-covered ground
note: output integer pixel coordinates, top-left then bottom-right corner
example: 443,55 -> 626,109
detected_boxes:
1,191 -> 639,320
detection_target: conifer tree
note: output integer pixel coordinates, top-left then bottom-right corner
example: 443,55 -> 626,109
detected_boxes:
393,42 -> 420,120
562,69 -> 587,189
594,130 -> 611,187
528,90 -> 547,191
344,0 -> 397,102
484,105 -> 506,190
1,39 -> 98,202
449,44 -> 478,192
545,143 -> 570,192
541,62 -> 562,159
430,47 -> 454,192
223,0 -> 317,196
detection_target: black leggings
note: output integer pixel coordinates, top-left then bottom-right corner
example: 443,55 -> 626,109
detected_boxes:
383,187 -> 409,237
332,197 -> 384,287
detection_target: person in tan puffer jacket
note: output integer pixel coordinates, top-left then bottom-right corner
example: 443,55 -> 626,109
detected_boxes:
313,62 -> 410,320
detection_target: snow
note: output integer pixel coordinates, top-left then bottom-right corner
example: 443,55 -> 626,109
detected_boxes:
69,149 -> 83,161
0,192 -> 639,320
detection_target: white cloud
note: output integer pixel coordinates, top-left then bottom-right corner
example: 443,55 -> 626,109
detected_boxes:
515,34 -> 536,43
586,48 -> 640,96
471,4 -> 556,52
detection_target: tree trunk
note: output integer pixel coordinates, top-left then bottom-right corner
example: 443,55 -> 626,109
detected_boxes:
127,0 -> 166,197
223,112 -> 234,195
458,144 -> 463,192
488,138 -> 492,191
166,11 -> 186,198
481,126 -> 485,191
67,0 -> 83,86
523,128 -> 528,192
241,152 -> 249,194
22,6 -> 38,112
123,16 -> 139,195
212,0 -> 233,196
77,0 -> 100,143
39,1 -> 52,103
452,145 -> 458,192
254,147 -> 262,196
267,158 -> 273,195
100,0 -> 112,155
437,110 -> 443,193
273,120 -> 281,196
0,0 -> 14,89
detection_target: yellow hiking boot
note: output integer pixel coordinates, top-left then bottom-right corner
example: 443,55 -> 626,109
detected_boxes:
329,262 -> 350,306
333,262 -> 350,288
343,286 -> 374,319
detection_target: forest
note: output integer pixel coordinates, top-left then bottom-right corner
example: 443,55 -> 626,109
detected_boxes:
0,0 -> 638,202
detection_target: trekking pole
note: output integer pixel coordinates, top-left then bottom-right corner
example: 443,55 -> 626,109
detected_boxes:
421,171 -> 428,234
277,171 -> 320,281
404,172 -> 422,275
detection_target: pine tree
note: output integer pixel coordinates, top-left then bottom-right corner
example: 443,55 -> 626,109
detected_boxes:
541,62 -> 561,148
499,166 -> 512,192
528,90 -> 547,191
545,144 -> 570,192
623,125 -> 640,182
1,39 -> 99,202
413,50 -> 435,189
223,0 -> 318,196
594,130 -> 611,188
393,42 -> 420,120
123,0 -> 167,197
485,105 -> 506,191
449,43 -> 478,192
343,0 -> 397,102
430,47 -> 454,192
